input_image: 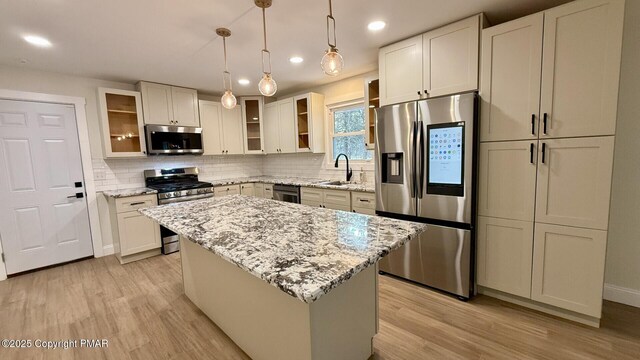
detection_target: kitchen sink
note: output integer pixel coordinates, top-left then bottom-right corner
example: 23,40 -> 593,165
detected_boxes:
317,180 -> 349,186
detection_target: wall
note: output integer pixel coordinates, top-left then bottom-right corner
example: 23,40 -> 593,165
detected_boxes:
605,0 -> 640,302
262,71 -> 378,186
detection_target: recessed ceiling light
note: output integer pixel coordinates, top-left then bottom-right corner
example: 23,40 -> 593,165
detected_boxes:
23,35 -> 52,47
367,21 -> 386,32
289,56 -> 304,64
238,78 -> 250,85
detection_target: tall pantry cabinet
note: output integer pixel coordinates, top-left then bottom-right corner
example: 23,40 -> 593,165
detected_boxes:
477,0 -> 624,325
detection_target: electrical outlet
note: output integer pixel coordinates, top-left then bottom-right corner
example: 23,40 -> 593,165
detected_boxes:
94,170 -> 107,180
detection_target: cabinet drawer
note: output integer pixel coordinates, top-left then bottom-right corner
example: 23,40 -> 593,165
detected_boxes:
301,199 -> 323,208
323,189 -> 351,207
214,184 -> 241,197
351,192 -> 376,210
352,206 -> 376,215
324,202 -> 351,212
301,187 -> 323,203
115,195 -> 157,214
263,184 -> 274,199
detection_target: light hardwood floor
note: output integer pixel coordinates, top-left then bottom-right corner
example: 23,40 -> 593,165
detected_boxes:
0,254 -> 638,360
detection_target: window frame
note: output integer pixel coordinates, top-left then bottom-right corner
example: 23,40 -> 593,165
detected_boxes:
326,99 -> 374,170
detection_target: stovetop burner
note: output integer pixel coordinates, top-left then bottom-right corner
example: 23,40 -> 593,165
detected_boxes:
144,167 -> 214,200
147,181 -> 212,193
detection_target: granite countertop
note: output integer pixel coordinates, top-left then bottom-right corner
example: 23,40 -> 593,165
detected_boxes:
102,187 -> 157,198
207,176 -> 375,193
139,195 -> 426,303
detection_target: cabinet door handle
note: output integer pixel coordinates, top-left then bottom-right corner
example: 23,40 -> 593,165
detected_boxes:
417,91 -> 422,96
543,113 -> 548,135
530,143 -> 534,164
541,142 -> 546,164
129,201 -> 145,206
424,90 -> 429,96
531,114 -> 536,135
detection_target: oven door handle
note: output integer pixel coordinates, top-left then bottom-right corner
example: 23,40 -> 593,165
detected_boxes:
158,193 -> 214,204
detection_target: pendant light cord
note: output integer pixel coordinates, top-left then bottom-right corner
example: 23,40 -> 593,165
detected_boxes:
222,35 -> 232,91
262,8 -> 268,51
326,0 -> 337,49
261,7 -> 272,75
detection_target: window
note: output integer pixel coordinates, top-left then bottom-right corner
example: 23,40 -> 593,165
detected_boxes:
330,104 -> 373,161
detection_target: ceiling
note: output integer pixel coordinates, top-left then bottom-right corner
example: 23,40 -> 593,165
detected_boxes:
0,0 -> 570,96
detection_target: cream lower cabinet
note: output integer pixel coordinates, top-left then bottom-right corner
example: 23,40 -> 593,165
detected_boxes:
477,217 -> 533,298
535,137 -> 614,230
200,100 -> 244,155
263,184 -> 274,199
214,185 -> 240,197
531,223 -> 607,318
107,194 -> 161,264
478,141 -> 537,221
351,192 -> 376,215
240,183 -> 255,196
301,187 -> 351,211
254,183 -> 265,198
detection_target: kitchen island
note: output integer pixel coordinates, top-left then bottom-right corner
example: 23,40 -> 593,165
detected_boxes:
139,195 -> 426,360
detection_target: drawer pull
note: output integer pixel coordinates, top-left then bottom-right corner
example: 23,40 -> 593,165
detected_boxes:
359,199 -> 370,203
129,201 -> 146,206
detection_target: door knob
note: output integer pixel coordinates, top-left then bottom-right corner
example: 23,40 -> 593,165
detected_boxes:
67,192 -> 84,199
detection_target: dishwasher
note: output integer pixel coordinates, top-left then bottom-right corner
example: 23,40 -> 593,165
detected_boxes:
273,184 -> 300,204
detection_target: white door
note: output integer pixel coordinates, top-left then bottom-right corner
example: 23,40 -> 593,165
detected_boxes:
531,223 -> 607,317
540,0 -> 624,138
423,15 -> 480,98
171,87 -> 200,127
222,106 -> 245,155
478,141 -> 537,222
278,98 -> 296,154
140,82 -> 173,125
0,100 -> 93,274
535,137 -> 614,230
200,100 -> 223,155
263,102 -> 280,154
378,35 -> 423,106
476,216 -> 534,298
480,13 -> 543,141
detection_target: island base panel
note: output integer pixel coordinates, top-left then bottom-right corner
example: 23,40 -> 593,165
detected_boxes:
179,236 -> 377,360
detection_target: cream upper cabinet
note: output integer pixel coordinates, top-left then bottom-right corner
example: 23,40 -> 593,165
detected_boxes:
539,0 -> 624,138
170,87 -> 200,127
379,35 -> 423,106
535,136 -> 614,230
200,100 -> 223,155
294,93 -> 326,153
480,14 -> 543,142
278,98 -> 296,153
241,97 -> 265,154
263,98 -> 296,154
199,100 -> 244,155
423,14 -> 481,98
138,81 -> 200,126
531,223 -> 607,318
221,106 -> 245,155
139,82 -> 173,125
263,102 -> 280,154
477,216 -> 534,298
98,88 -> 147,158
478,141 -> 537,222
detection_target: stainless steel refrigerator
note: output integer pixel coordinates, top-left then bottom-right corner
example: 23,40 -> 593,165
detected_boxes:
375,92 -> 478,299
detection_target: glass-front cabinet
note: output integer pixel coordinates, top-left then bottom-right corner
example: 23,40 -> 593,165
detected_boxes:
294,92 -> 326,153
364,78 -> 379,150
241,97 -> 265,154
98,87 -> 147,158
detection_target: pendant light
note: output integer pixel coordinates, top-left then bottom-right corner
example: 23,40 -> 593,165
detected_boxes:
255,0 -> 277,97
321,0 -> 344,76
216,28 -> 237,109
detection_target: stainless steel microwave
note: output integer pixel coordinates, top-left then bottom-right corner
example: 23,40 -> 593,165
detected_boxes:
145,125 -> 204,155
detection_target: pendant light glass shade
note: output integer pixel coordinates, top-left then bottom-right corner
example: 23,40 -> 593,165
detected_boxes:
256,0 -> 277,96
216,28 -> 237,109
321,49 -> 344,76
258,73 -> 277,97
221,90 -> 237,109
321,0 -> 343,76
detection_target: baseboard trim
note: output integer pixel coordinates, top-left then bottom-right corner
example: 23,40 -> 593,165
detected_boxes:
604,283 -> 640,308
102,244 -> 115,256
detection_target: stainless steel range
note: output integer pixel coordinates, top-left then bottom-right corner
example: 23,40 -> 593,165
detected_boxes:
144,167 -> 214,254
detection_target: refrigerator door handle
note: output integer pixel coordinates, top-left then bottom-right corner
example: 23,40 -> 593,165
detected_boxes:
410,121 -> 417,198
417,120 -> 425,198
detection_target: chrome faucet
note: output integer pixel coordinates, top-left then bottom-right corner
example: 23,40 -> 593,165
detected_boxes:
334,153 -> 353,182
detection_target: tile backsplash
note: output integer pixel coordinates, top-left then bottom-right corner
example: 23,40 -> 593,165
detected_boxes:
92,153 -> 375,192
